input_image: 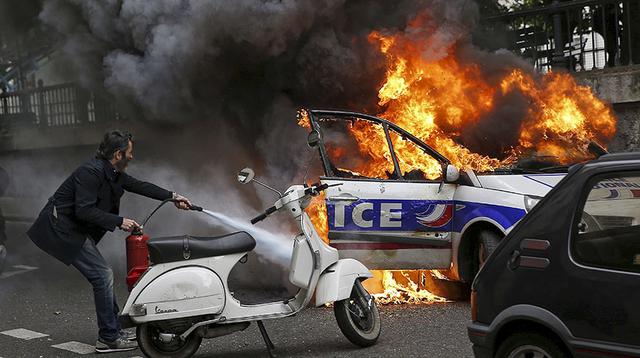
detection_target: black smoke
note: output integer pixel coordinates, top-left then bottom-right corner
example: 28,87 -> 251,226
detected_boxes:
35,0 -> 428,126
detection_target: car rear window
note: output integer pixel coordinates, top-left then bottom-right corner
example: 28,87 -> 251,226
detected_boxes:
572,174 -> 640,273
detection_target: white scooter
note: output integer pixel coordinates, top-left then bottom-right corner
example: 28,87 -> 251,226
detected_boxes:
119,169 -> 381,357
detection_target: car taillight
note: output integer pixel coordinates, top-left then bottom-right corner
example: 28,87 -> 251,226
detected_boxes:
471,289 -> 478,321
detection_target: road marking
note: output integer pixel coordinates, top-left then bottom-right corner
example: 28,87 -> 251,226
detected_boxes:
0,265 -> 38,279
0,328 -> 49,340
52,341 -> 95,355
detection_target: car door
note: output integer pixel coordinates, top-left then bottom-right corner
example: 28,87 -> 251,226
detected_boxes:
565,172 -> 640,349
308,110 -> 455,270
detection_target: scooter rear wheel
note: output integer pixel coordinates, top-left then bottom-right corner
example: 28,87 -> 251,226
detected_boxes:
334,280 -> 381,347
137,323 -> 202,358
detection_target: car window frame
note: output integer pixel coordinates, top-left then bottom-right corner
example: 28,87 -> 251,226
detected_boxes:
308,109 -> 450,182
569,169 -> 640,276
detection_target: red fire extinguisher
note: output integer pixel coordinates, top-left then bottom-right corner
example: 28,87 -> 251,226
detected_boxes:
126,226 -> 150,291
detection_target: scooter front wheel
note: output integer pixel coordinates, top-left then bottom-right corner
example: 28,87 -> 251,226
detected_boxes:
137,323 -> 202,358
334,280 -> 381,347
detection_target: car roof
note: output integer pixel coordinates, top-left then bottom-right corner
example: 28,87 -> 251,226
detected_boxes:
594,152 -> 640,163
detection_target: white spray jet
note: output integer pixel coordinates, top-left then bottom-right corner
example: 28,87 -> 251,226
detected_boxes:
119,134 -> 380,358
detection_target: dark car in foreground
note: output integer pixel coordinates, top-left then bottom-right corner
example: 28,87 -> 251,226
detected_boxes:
468,152 -> 640,358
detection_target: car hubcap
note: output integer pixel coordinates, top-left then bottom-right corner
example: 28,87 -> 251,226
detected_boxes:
508,345 -> 552,358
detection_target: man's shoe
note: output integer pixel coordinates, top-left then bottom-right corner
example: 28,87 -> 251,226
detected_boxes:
119,329 -> 136,341
95,337 -> 138,353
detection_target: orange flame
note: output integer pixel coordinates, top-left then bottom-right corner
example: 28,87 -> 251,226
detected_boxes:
297,109 -> 311,129
363,22 -> 616,175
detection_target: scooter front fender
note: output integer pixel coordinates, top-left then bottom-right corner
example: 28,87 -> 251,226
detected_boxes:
314,259 -> 372,307
121,264 -> 225,323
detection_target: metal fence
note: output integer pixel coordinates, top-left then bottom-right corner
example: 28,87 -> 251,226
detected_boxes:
487,0 -> 640,72
0,83 -> 120,129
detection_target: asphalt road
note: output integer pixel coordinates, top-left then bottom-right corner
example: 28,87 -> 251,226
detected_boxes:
0,222 -> 474,358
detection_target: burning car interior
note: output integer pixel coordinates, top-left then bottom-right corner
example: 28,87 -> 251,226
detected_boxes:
309,112 -> 452,182
307,110 -> 606,184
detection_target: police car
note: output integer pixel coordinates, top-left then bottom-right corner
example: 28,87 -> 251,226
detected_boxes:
307,109 -> 566,283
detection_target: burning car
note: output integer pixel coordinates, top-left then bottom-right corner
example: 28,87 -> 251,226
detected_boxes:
303,109 -> 568,283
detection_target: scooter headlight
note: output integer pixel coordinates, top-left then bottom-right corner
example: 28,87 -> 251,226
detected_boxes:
524,195 -> 542,212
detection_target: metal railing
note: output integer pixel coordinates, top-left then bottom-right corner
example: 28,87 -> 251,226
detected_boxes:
0,83 -> 120,130
486,0 -> 639,72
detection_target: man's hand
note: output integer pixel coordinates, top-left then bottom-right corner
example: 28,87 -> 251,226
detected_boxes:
173,193 -> 192,210
120,218 -> 141,232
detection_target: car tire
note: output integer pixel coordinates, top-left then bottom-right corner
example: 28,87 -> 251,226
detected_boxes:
496,332 -> 569,358
478,230 -> 501,266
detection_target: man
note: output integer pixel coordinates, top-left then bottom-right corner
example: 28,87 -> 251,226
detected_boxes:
27,130 -> 192,353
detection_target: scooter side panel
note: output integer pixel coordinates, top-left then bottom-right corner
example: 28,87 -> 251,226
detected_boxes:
289,234 -> 314,288
132,266 -> 225,322
315,258 -> 372,307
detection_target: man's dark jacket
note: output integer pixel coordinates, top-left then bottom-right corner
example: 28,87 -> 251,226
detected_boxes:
27,158 -> 172,265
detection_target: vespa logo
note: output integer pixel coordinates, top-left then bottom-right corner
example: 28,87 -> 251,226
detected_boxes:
155,306 -> 178,314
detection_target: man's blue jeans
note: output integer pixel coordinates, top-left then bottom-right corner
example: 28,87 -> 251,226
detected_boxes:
72,238 -> 121,342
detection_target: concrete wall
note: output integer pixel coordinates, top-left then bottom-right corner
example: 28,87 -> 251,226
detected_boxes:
574,64 -> 640,152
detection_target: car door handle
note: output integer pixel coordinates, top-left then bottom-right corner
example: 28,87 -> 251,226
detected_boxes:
328,195 -> 359,202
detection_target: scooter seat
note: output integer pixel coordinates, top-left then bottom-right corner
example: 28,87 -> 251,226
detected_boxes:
147,231 -> 256,264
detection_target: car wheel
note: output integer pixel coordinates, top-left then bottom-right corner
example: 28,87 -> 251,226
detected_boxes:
477,230 -> 501,269
496,332 -> 569,358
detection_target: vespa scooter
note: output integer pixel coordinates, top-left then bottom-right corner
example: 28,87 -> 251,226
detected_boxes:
119,170 -> 381,358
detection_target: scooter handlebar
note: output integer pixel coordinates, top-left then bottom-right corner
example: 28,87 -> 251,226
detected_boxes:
304,182 -> 330,196
251,205 -> 277,224
252,183 -> 336,224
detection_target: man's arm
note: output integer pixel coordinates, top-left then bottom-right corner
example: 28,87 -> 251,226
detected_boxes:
121,173 -> 173,201
74,167 -> 123,231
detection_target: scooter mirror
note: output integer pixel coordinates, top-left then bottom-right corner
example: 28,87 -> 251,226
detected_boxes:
237,168 -> 255,184
307,130 -> 321,148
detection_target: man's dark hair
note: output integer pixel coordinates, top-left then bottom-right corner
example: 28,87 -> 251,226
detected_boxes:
96,130 -> 133,160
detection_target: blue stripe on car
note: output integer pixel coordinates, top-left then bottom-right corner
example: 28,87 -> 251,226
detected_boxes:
451,201 -> 526,233
327,199 -> 527,234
